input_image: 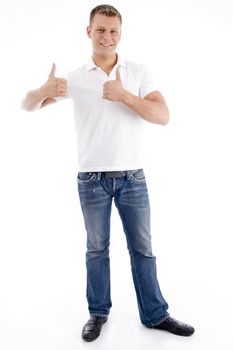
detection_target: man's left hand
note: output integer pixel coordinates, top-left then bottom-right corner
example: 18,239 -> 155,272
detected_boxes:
103,69 -> 125,102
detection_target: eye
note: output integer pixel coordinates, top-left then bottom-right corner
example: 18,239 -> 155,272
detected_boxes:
97,28 -> 104,33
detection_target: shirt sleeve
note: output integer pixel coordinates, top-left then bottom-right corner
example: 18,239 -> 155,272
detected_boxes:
139,64 -> 159,99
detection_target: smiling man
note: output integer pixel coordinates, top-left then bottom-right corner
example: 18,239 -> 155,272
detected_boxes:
22,4 -> 195,342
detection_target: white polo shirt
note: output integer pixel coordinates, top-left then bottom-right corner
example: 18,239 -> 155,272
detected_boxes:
59,55 -> 158,172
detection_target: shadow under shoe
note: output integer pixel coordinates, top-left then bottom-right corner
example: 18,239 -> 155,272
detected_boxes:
82,316 -> 108,342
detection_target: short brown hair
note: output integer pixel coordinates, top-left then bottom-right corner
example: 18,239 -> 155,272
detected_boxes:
89,4 -> 122,25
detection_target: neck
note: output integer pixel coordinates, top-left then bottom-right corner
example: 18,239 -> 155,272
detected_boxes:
92,53 -> 118,74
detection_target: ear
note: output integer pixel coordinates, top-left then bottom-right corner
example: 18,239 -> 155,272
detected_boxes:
86,25 -> 92,38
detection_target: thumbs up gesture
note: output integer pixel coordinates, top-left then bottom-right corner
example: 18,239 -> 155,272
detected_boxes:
41,63 -> 68,98
48,62 -> 56,79
103,67 -> 125,102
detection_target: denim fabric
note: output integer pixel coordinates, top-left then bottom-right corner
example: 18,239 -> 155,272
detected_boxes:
77,169 -> 169,326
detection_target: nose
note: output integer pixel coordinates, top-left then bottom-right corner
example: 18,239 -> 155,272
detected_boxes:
101,31 -> 112,42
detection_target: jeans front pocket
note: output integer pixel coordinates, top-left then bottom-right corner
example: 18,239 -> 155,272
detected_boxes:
77,172 -> 97,184
130,169 -> 146,184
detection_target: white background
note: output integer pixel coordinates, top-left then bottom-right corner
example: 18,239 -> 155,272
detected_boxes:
1,0 -> 233,349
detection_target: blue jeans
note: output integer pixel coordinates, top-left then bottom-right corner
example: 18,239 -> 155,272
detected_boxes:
77,169 -> 169,326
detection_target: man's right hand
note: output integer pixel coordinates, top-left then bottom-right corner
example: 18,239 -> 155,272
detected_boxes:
21,63 -> 68,111
40,63 -> 68,98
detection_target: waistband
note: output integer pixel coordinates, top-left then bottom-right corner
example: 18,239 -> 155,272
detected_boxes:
95,169 -> 141,180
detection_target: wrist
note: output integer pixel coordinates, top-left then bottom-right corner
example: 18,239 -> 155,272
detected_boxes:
39,84 -> 49,99
120,89 -> 130,103
120,90 -> 135,105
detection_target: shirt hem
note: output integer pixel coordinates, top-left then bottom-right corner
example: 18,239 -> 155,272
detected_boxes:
77,164 -> 144,172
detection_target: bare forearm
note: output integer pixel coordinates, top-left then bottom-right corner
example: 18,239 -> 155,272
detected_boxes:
21,86 -> 50,112
120,91 -> 169,125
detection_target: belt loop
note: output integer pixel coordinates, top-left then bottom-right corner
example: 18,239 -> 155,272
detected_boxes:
97,172 -> 101,180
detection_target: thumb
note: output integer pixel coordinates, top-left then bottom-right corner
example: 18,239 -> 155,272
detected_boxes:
48,63 -> 56,78
116,68 -> 121,81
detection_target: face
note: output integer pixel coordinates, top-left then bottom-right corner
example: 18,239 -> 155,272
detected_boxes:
87,14 -> 121,57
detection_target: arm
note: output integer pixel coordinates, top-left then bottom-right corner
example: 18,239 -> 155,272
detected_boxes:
103,69 -> 169,125
21,88 -> 56,112
21,63 -> 68,112
120,90 -> 169,125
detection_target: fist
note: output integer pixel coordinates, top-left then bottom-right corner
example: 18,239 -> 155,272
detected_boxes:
103,68 -> 125,102
42,63 -> 68,98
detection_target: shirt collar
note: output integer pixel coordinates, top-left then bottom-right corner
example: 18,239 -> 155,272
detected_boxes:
86,54 -> 126,71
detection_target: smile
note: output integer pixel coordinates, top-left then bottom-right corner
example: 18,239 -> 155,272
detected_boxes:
99,43 -> 113,47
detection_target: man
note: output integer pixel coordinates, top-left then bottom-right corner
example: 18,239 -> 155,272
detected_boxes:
22,4 -> 195,342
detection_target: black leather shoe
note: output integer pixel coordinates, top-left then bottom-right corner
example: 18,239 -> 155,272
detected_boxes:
148,316 -> 195,336
82,316 -> 108,342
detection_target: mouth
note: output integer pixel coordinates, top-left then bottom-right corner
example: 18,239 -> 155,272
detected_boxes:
99,43 -> 113,47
